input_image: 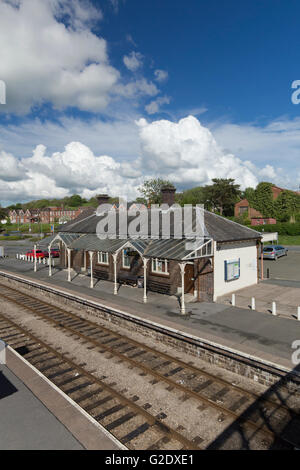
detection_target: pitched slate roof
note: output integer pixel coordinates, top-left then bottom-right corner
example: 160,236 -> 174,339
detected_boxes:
69,234 -> 198,260
71,235 -> 151,255
57,207 -> 95,231
59,206 -> 261,243
203,211 -> 261,242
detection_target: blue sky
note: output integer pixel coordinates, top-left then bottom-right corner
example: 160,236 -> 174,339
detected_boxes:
99,0 -> 300,124
1,0 -> 300,205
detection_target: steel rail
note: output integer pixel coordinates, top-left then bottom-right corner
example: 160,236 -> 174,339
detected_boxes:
0,284 -> 297,446
0,312 -> 201,450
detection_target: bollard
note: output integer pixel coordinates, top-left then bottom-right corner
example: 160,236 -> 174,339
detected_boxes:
39,257 -> 41,264
297,306 -> 300,321
251,297 -> 255,310
272,301 -> 277,316
267,268 -> 270,279
16,254 -> 18,259
231,293 -> 235,306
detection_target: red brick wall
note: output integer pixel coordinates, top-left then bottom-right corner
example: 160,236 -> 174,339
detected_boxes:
234,199 -> 249,217
251,218 -> 276,226
66,248 -> 215,300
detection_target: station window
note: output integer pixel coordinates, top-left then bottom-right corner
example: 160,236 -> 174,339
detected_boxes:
122,250 -> 131,268
151,258 -> 169,274
98,251 -> 109,265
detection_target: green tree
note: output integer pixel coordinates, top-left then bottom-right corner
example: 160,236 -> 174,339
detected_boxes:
204,178 -> 241,216
0,204 -> 7,219
68,194 -> 83,207
138,178 -> 174,204
253,182 -> 275,217
275,190 -> 300,222
180,186 -> 208,206
243,187 -> 256,206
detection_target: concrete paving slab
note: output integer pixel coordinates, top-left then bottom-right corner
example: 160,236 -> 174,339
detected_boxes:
0,365 -> 83,450
2,347 -> 124,450
219,280 -> 300,319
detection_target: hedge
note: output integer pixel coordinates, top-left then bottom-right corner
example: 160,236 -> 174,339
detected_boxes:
247,222 -> 300,236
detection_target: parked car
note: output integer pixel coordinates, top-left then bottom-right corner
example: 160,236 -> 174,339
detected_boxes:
43,248 -> 60,258
50,248 -> 60,258
262,245 -> 288,260
25,249 -> 47,259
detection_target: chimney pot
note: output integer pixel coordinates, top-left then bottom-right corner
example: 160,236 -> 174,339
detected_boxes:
161,185 -> 176,206
96,194 -> 110,205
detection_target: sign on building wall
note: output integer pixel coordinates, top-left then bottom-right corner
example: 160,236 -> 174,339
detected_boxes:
224,259 -> 240,281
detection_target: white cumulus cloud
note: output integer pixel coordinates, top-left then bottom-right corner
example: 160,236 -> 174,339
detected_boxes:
123,52 -> 143,72
145,96 -> 171,115
154,69 -> 168,83
136,116 -> 276,189
0,0 -> 119,114
0,0 -> 160,115
0,115 -> 288,205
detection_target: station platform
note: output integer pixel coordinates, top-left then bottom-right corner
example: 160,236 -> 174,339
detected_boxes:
0,346 -> 124,450
0,261 -> 300,373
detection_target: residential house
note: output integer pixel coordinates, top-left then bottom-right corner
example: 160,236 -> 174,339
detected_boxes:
234,185 -> 300,225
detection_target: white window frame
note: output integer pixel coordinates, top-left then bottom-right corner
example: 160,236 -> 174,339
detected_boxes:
97,251 -> 109,265
122,249 -> 131,269
151,258 -> 169,275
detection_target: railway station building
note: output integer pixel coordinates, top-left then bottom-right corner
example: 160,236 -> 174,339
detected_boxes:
46,188 -> 262,311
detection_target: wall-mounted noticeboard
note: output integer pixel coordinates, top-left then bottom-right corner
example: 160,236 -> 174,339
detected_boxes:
224,259 -> 240,281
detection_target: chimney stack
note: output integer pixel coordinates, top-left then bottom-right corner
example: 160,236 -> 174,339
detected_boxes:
96,194 -> 110,206
161,185 -> 176,206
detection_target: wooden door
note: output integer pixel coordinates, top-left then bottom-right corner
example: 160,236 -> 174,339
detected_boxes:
184,264 -> 194,294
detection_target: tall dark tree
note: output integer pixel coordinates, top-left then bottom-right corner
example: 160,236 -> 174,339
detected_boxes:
204,178 -> 241,216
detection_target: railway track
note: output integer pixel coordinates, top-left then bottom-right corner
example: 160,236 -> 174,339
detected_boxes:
0,282 -> 299,449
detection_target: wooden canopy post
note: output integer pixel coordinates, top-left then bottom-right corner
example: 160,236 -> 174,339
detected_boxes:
89,251 -> 94,288
112,253 -> 118,295
179,262 -> 186,314
48,246 -> 52,277
142,257 -> 149,303
67,248 -> 72,282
